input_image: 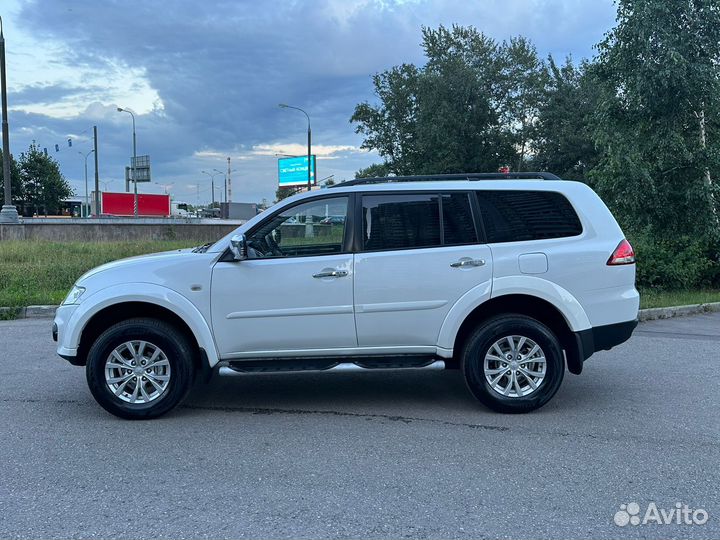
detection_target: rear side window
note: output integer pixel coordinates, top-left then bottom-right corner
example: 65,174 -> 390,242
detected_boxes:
361,192 -> 478,251
442,193 -> 477,245
362,194 -> 441,250
476,190 -> 582,243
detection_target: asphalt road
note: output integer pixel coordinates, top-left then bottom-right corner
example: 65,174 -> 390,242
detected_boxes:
1,313 -> 719,539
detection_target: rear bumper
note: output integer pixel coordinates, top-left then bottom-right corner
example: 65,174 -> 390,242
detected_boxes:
586,319 -> 638,355
568,319 -> 638,374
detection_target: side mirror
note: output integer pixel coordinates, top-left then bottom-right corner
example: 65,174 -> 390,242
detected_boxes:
229,234 -> 247,261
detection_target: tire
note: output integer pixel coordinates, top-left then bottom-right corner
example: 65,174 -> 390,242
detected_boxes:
461,314 -> 564,413
86,318 -> 196,419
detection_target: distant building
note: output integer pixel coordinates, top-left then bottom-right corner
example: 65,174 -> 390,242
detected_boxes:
220,202 -> 258,220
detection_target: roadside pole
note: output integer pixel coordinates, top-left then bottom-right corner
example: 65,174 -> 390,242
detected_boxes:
93,126 -> 99,216
0,16 -> 19,223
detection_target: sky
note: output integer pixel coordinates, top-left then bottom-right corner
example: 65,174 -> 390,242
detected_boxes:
1,0 -> 616,205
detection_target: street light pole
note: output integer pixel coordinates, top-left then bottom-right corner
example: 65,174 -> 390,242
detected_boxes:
154,182 -> 173,195
0,16 -> 19,223
278,103 -> 312,191
117,107 -> 138,217
213,168 -> 225,204
201,170 -> 218,207
79,149 -> 94,218
214,168 -> 235,204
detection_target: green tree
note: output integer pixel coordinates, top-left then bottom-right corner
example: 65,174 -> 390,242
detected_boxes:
351,25 -> 520,176
0,150 -> 23,205
497,37 -> 547,171
19,143 -> 73,216
275,186 -> 301,202
355,162 -> 391,178
532,57 -> 600,181
591,0 -> 720,237
351,63 -> 422,175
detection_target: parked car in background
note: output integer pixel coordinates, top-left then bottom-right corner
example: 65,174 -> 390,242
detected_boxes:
320,215 -> 346,225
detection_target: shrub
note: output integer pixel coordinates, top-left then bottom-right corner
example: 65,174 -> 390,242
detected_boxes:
629,232 -> 720,291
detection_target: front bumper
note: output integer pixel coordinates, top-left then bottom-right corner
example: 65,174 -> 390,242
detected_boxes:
54,304 -> 82,363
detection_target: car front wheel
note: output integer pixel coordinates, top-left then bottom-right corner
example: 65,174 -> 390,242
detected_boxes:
461,315 -> 564,413
85,318 -> 195,419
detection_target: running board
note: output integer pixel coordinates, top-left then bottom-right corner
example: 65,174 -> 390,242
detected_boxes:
218,357 -> 446,376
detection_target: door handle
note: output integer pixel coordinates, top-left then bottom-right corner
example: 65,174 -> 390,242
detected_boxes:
313,269 -> 348,278
450,258 -> 486,268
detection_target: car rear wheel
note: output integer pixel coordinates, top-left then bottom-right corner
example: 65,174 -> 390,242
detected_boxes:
86,318 -> 195,419
461,315 -> 564,413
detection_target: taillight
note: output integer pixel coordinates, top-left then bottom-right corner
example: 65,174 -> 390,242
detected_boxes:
607,239 -> 635,265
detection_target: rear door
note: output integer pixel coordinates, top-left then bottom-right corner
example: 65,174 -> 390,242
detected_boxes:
353,191 -> 492,348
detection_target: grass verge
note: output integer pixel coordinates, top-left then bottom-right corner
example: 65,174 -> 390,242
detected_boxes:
639,289 -> 720,309
1,240 -> 719,314
0,241 -> 196,308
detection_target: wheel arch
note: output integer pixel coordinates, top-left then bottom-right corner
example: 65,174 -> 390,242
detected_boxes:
449,294 -> 585,374
66,285 -> 219,370
78,303 -> 195,366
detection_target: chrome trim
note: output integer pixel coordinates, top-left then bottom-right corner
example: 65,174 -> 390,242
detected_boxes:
218,359 -> 446,376
312,269 -> 349,278
450,258 -> 485,268
226,305 -> 354,319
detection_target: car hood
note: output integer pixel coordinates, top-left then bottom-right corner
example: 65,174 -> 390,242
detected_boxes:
76,248 -> 198,284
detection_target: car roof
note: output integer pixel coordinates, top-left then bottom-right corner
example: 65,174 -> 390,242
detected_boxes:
317,179 -> 579,194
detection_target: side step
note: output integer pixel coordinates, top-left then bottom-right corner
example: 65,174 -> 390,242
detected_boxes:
218,356 -> 446,376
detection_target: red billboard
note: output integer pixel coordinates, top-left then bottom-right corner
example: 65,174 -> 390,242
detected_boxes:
100,192 -> 170,217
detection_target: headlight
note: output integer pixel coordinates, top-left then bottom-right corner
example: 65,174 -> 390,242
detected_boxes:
62,285 -> 86,305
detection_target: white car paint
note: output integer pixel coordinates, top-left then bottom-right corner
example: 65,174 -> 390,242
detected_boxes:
55,179 -> 638,370
211,253 -> 356,357
54,249 -> 221,365
354,244 -> 493,347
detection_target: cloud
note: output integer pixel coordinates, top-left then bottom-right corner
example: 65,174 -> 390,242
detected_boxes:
4,0 -> 616,203
250,143 -> 361,158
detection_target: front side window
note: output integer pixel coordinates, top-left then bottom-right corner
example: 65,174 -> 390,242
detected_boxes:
362,193 -> 441,250
246,197 -> 348,258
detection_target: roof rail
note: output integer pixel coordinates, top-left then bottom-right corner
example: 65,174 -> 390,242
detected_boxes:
332,171 -> 560,187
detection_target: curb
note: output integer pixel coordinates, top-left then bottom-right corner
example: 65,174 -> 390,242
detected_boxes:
2,302 -> 720,322
637,302 -> 720,322
0,305 -> 58,320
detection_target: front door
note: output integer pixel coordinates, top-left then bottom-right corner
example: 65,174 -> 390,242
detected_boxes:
211,195 -> 356,358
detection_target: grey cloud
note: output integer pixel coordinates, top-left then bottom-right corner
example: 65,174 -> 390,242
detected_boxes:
10,0 -> 615,202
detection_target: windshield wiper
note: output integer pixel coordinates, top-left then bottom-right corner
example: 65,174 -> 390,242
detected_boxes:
192,242 -> 213,253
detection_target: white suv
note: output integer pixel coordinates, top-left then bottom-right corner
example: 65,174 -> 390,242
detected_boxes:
53,173 -> 639,419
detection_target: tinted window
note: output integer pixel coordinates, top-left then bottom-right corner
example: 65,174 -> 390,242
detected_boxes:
247,197 -> 348,258
362,194 -> 440,250
476,190 -> 582,243
442,193 -> 477,245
